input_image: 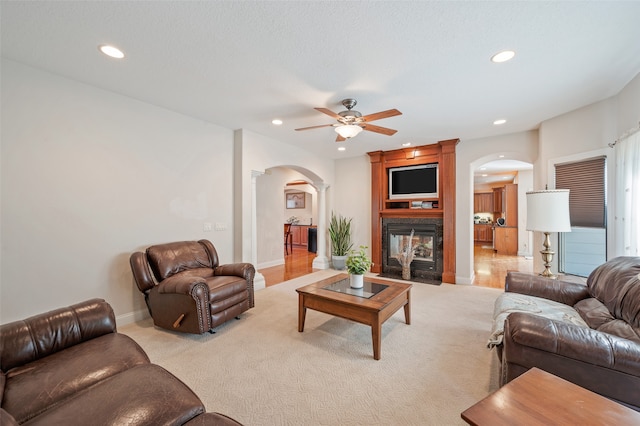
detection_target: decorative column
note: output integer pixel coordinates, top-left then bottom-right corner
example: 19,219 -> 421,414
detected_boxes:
312,182 -> 330,269
251,170 -> 266,290
439,139 -> 458,284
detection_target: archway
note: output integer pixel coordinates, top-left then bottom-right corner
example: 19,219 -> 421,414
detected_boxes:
254,165 -> 330,284
470,156 -> 533,286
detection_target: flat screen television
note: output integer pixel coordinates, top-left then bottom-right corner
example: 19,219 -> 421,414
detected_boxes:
388,163 -> 438,199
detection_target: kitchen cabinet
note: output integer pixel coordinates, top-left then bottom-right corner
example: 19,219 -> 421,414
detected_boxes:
492,184 -> 517,226
493,187 -> 504,213
494,227 -> 517,255
474,224 -> 493,242
290,226 -> 301,245
504,184 -> 518,226
289,225 -> 315,247
473,193 -> 493,213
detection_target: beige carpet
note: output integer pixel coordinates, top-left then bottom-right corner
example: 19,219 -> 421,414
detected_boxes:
120,270 -> 503,426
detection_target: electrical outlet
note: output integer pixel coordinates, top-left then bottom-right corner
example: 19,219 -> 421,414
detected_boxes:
203,222 -> 212,231
215,223 -> 227,231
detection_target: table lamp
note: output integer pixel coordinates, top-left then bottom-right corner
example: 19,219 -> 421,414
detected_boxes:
526,189 -> 571,279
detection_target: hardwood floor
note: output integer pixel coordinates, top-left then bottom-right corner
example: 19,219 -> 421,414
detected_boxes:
260,243 -> 533,289
261,246 -> 318,287
472,242 -> 534,289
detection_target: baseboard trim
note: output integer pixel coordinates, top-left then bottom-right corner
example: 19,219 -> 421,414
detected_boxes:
456,274 -> 474,285
257,259 -> 284,269
116,309 -> 150,327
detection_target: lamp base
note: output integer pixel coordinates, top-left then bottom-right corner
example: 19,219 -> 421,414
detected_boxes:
539,232 -> 557,280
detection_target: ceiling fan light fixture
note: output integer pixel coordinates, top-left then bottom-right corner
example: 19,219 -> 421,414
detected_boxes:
335,124 -> 363,139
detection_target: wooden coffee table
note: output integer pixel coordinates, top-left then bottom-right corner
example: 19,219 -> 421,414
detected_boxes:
296,273 -> 411,360
461,367 -> 640,425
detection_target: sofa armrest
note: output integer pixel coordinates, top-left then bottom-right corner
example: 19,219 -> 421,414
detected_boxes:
215,263 -> 255,308
214,263 -> 255,282
503,312 -> 640,408
130,251 -> 157,293
158,275 -> 209,299
0,299 -> 116,372
505,312 -> 640,374
505,272 -> 590,306
149,277 -> 211,333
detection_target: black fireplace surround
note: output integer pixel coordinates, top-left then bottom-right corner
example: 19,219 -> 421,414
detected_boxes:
381,217 -> 443,284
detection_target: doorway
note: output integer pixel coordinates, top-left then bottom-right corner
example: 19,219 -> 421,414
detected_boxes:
473,159 -> 533,288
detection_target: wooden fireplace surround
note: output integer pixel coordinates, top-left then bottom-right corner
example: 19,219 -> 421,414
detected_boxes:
368,139 -> 458,283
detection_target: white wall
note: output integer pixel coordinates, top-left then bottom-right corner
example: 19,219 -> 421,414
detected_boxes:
536,72 -> 639,270
456,132 -> 539,284
1,60 -> 236,323
515,169 -> 534,257
616,72 -> 640,133
333,155 -> 372,252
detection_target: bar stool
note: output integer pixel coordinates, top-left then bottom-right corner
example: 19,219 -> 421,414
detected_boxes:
284,223 -> 293,255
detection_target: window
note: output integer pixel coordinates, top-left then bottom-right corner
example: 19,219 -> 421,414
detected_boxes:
555,156 -> 607,277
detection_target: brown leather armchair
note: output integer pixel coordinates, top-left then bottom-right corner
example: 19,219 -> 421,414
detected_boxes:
492,256 -> 640,410
130,239 -> 255,334
0,299 -> 243,425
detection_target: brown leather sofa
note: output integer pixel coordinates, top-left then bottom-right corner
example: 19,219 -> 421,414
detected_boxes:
491,256 -> 640,411
130,240 -> 255,334
0,299 -> 243,425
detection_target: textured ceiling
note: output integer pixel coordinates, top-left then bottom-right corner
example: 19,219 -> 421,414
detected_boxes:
2,0 -> 640,172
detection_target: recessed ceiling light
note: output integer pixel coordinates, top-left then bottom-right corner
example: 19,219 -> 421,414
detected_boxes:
480,167 -> 487,171
491,50 -> 515,63
98,44 -> 125,59
402,142 -> 411,147
493,119 -> 507,125
482,174 -> 488,177
338,147 -> 346,151
271,119 -> 283,125
499,155 -> 505,158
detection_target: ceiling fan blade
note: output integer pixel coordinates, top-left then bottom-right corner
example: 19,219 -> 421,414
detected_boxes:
362,123 -> 398,136
336,134 -> 346,142
295,124 -> 334,131
361,109 -> 402,122
315,107 -> 342,119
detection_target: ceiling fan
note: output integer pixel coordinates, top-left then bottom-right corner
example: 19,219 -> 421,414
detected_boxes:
295,99 -> 402,142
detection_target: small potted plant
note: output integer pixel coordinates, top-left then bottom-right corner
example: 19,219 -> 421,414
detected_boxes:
346,245 -> 373,288
328,212 -> 352,270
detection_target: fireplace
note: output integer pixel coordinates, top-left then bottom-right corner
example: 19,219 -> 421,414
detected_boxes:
381,218 -> 443,284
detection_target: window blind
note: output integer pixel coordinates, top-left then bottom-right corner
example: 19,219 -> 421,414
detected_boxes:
555,156 -> 606,228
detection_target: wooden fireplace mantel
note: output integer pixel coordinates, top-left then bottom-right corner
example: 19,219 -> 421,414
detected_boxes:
368,139 -> 458,283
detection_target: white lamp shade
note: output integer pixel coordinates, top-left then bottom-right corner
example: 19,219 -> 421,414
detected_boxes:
526,189 -> 571,232
335,124 -> 363,138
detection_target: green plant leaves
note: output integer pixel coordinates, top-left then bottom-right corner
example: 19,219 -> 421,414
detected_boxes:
328,212 -> 353,256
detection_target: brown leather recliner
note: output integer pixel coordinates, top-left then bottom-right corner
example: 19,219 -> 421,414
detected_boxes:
130,239 -> 255,334
492,256 -> 640,411
0,299 -> 243,425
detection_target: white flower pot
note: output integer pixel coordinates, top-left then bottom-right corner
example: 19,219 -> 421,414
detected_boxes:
350,273 -> 364,289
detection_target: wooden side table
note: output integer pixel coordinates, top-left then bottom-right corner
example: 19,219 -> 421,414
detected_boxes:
461,368 -> 640,425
